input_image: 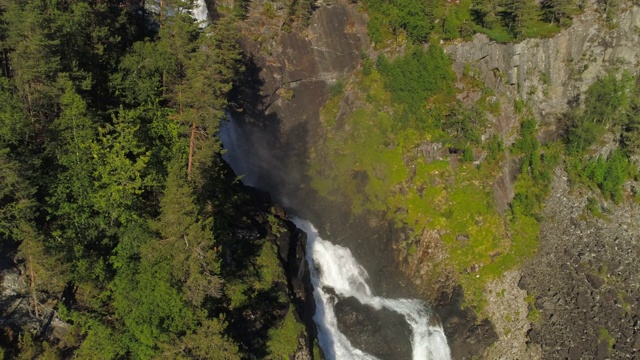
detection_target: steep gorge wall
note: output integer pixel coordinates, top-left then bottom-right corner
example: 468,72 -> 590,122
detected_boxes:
446,4 -> 640,359
228,1 -> 640,359
231,1 -> 368,208
447,4 -> 640,140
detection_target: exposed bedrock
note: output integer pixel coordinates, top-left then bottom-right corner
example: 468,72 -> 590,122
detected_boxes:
334,296 -> 413,360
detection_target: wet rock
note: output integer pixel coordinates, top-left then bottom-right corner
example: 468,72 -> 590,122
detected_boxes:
437,287 -> 498,360
334,296 -> 412,360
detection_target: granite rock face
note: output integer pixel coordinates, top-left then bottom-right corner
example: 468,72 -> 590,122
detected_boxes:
447,5 -> 640,121
232,1 -> 369,205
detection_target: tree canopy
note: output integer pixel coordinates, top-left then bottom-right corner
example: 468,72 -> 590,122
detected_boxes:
0,1 -> 306,359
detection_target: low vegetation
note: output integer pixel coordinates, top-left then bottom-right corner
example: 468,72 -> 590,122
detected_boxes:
564,71 -> 640,203
311,44 -> 564,311
360,0 -> 583,45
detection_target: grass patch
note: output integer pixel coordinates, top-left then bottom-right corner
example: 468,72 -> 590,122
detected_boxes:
267,305 -> 305,358
598,328 -> 615,352
472,24 -> 514,43
525,294 -> 541,323
310,54 -> 553,313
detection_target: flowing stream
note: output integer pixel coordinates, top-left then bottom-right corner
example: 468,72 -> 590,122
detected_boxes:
220,118 -> 451,359
293,219 -> 451,360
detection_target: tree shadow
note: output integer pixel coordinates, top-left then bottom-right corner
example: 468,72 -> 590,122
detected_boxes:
224,285 -> 289,358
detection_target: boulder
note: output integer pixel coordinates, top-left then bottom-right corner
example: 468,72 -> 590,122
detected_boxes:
334,296 -> 412,360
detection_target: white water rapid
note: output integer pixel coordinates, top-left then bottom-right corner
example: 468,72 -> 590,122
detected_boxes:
293,218 -> 451,360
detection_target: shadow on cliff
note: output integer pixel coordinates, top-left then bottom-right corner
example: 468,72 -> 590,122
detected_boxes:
227,55 -> 315,213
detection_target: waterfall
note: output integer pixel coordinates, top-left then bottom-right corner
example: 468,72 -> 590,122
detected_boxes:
219,117 -> 452,359
293,218 -> 451,360
191,0 -> 209,25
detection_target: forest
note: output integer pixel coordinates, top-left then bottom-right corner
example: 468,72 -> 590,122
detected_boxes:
2,0 -> 639,358
0,1 -> 311,359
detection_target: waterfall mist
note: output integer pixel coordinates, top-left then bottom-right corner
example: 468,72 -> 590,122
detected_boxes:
220,116 -> 452,359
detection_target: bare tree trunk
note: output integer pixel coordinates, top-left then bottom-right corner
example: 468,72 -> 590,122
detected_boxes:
188,122 -> 196,179
28,256 -> 39,318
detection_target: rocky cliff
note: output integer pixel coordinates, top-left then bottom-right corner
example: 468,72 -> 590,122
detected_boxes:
446,4 -> 640,359
229,2 -> 371,216
228,0 -> 640,359
447,4 -> 640,141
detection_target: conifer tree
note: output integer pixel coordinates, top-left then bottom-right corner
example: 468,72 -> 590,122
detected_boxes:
503,0 -> 540,38
541,0 -> 578,26
91,108 -> 151,227
471,0 -> 500,28
154,158 -> 223,306
3,0 -> 60,123
177,17 -> 242,180
47,77 -> 104,280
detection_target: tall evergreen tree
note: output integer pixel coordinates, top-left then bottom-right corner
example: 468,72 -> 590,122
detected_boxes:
46,77 -> 103,280
502,0 -> 540,38
177,17 -> 242,180
91,108 -> 151,227
3,0 -> 60,123
541,0 -> 578,26
471,0 -> 500,28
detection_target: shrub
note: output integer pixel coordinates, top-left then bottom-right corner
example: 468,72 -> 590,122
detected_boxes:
377,44 -> 455,113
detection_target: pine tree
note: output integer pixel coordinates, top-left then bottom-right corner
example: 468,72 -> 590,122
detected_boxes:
541,0 -> 578,26
471,0 -> 500,28
154,158 -> 222,307
177,17 -> 242,180
3,0 -> 60,123
91,108 -> 151,226
621,94 -> 640,155
47,77 -> 104,280
502,0 -> 540,38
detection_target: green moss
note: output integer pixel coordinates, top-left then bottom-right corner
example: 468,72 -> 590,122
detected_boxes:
598,328 -> 615,351
329,80 -> 344,98
267,306 -> 305,358
310,51 -> 554,314
313,340 -> 323,359
525,293 -> 541,323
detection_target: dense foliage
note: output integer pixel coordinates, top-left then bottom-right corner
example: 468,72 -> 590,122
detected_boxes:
564,71 -> 640,202
0,1 -> 305,358
361,0 -> 584,44
377,45 -> 456,114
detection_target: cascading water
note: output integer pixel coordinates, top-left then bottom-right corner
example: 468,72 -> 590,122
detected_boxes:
220,118 -> 452,359
191,0 -> 209,25
294,219 -> 451,360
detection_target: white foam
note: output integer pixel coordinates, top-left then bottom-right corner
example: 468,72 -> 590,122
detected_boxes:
293,218 -> 451,360
191,0 -> 209,25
